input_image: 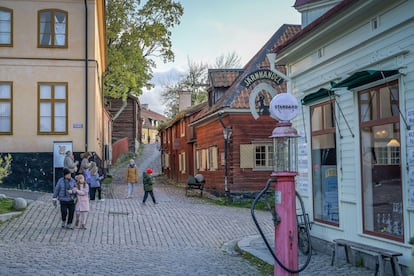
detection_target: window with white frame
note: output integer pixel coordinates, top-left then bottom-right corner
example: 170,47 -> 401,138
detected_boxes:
0,7 -> 12,46
38,83 -> 67,134
0,82 -> 12,134
38,9 -> 67,47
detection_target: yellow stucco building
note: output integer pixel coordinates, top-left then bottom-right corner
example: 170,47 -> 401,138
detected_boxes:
0,0 -> 108,191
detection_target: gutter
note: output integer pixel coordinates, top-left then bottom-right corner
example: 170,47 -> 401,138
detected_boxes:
84,0 -> 89,152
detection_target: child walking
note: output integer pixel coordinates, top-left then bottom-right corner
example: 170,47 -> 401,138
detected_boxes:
74,174 -> 90,229
142,168 -> 157,204
87,162 -> 104,201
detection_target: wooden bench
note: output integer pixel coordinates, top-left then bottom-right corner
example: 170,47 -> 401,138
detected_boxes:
331,238 -> 402,276
186,174 -> 205,197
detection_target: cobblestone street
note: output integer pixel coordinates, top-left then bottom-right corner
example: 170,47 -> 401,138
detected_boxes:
0,144 -> 375,275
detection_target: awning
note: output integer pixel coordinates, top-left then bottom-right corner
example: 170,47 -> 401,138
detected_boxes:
301,88 -> 335,105
331,70 -> 399,89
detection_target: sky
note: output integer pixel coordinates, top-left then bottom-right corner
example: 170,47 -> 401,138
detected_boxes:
139,0 -> 301,115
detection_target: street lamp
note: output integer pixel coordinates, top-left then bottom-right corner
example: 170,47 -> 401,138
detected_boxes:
269,93 -> 300,276
218,112 -> 232,196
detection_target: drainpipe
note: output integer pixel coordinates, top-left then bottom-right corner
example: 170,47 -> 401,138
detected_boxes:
84,0 -> 89,152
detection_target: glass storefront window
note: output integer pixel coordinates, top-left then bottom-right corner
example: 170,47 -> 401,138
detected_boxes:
311,101 -> 339,225
359,81 -> 403,241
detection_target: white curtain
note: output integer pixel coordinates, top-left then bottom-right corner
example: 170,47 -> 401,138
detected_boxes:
54,13 -> 66,46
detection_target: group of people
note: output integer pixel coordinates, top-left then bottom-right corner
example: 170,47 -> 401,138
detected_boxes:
53,153 -> 157,230
52,150 -> 104,230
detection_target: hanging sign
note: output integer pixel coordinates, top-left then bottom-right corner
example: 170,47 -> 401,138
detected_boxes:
269,93 -> 300,121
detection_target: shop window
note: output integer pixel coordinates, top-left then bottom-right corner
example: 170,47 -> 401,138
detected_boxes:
359,81 -> 403,241
38,83 -> 67,134
0,7 -> 12,46
38,9 -> 67,48
0,82 -> 12,134
311,100 -> 339,225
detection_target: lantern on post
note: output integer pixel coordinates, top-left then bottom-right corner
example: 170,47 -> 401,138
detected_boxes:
269,93 -> 300,276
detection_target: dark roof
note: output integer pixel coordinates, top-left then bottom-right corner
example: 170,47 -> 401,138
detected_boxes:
294,0 -> 324,7
141,107 -> 167,122
192,24 -> 301,122
208,69 -> 244,88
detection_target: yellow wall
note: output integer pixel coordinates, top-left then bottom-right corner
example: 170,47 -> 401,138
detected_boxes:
0,0 -> 106,156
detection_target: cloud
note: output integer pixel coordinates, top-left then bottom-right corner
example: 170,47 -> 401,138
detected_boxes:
140,67 -> 185,115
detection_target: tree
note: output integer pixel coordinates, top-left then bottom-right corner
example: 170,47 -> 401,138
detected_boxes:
105,0 -> 184,102
0,154 -> 12,184
161,52 -> 242,118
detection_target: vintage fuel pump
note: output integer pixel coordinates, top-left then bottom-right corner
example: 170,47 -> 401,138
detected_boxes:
251,93 -> 312,275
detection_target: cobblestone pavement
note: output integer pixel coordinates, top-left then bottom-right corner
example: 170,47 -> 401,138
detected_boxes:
0,144 -> 375,275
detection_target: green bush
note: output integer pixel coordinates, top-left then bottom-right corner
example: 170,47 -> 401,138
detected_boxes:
0,198 -> 14,214
0,154 -> 12,184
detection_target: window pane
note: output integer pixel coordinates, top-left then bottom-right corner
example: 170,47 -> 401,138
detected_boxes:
40,85 -> 51,98
359,91 -> 377,122
54,102 -> 65,116
0,102 -> 10,132
54,116 -> 66,132
311,106 -> 322,131
361,125 -> 403,238
311,101 -> 338,225
39,117 -> 51,132
54,12 -> 66,46
323,103 -> 334,129
0,10 -> 11,44
40,102 -> 51,116
54,85 -> 66,99
39,12 -> 51,45
0,84 -> 11,98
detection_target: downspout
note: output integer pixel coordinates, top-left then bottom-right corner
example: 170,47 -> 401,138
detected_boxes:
84,0 -> 89,152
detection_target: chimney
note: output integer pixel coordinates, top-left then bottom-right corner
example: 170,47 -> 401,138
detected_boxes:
178,91 -> 192,111
142,104 -> 149,110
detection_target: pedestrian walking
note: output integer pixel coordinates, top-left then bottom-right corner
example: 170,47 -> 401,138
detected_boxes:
63,150 -> 79,177
74,174 -> 90,229
52,168 -> 77,229
79,151 -> 92,174
125,159 -> 138,198
142,167 -> 157,204
87,161 -> 104,201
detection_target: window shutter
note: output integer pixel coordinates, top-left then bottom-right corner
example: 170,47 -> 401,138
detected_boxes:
240,144 -> 254,168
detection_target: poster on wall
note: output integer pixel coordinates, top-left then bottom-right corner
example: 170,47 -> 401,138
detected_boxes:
53,141 -> 72,168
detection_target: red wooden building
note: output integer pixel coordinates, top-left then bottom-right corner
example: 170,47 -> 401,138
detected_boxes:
160,24 -> 301,196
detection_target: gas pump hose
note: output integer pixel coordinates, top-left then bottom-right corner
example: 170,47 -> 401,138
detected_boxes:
250,177 -> 312,273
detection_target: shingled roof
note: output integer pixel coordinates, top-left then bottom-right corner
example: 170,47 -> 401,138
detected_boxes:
208,69 -> 244,88
191,24 -> 301,123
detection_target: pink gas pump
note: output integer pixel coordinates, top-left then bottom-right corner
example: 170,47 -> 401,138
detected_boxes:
270,93 -> 300,276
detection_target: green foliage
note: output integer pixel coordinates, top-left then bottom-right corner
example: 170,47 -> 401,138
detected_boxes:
105,0 -> 184,101
0,154 -> 12,184
0,198 -> 14,214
